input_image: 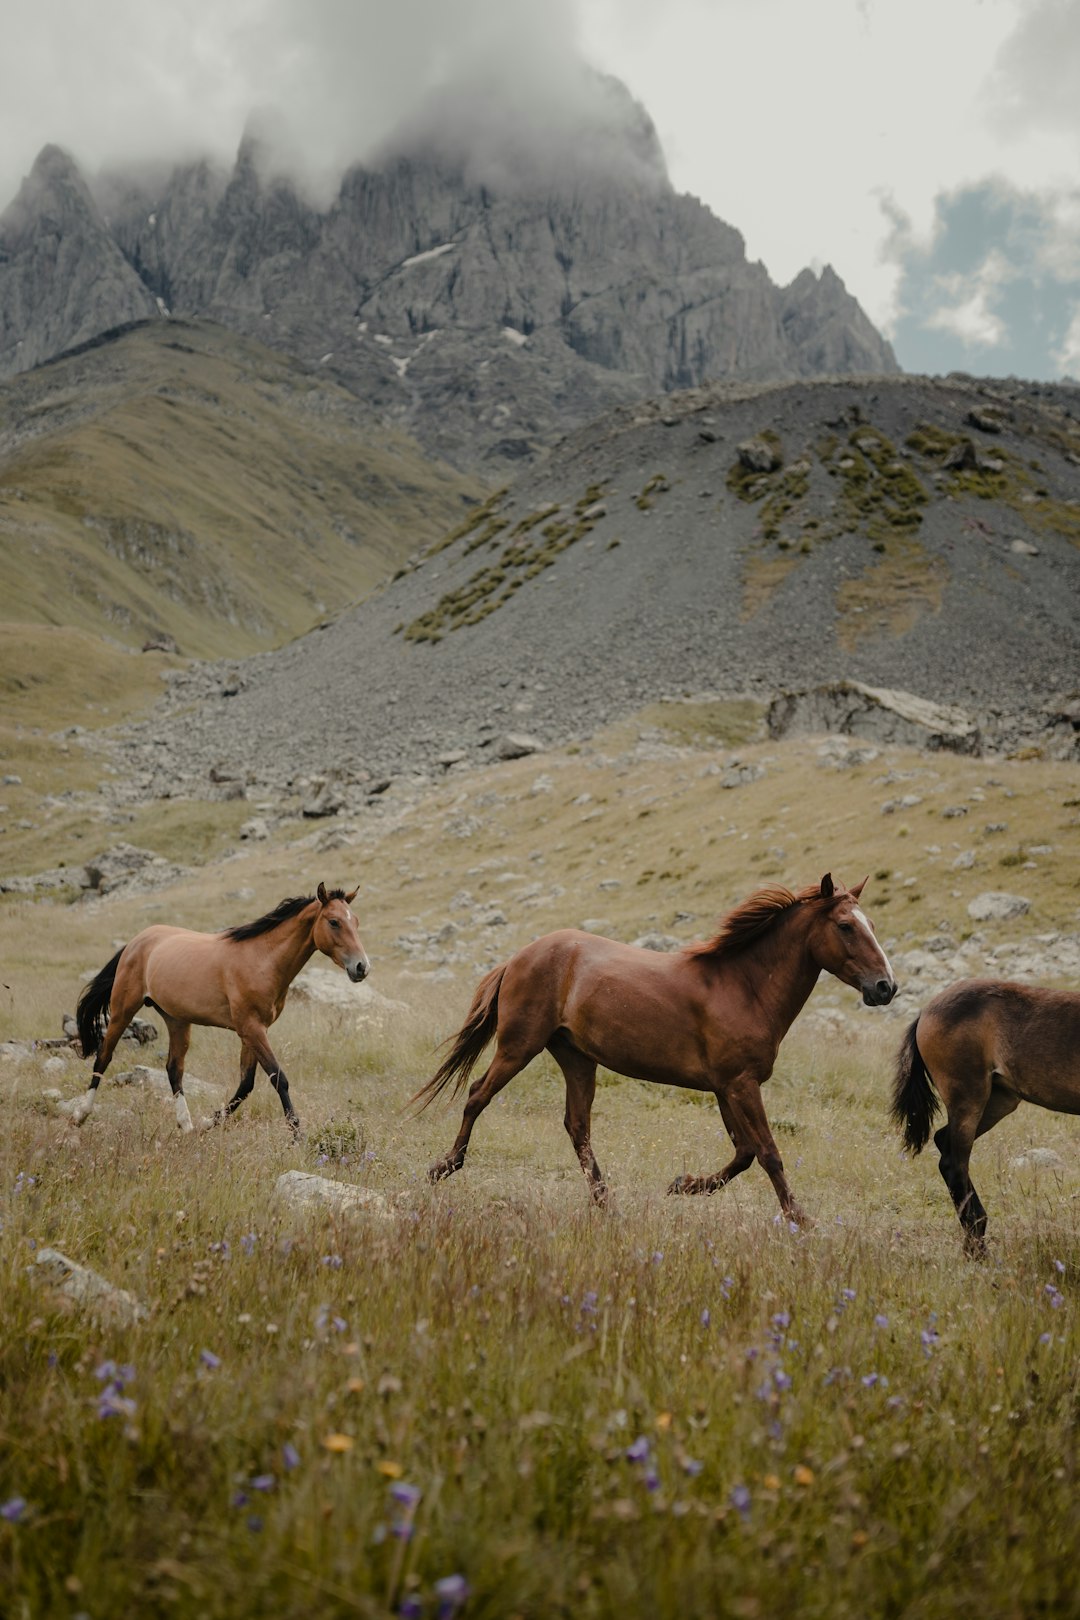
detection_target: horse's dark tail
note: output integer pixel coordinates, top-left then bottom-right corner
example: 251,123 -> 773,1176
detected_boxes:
409,962 -> 507,1111
75,947 -> 124,1060
891,1017 -> 940,1154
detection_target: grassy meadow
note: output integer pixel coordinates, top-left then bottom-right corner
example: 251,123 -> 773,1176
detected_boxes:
2,703 -> 1079,1617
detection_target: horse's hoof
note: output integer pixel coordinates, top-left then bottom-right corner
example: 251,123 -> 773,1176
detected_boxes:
667,1174 -> 696,1196
428,1158 -> 457,1183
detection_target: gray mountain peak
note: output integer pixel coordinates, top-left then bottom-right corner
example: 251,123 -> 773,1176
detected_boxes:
1,78 -> 898,467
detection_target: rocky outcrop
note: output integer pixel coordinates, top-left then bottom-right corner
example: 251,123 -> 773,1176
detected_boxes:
0,146 -> 159,377
767,682 -> 982,754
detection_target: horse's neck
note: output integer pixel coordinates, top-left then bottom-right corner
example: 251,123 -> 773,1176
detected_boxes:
730,912 -> 821,1033
261,909 -> 319,986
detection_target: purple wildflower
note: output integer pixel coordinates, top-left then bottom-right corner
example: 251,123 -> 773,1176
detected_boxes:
390,1481 -> 423,1509
730,1483 -> 751,1520
434,1573 -> 469,1615
773,1367 -> 792,1393
581,1290 -> 598,1314
251,1474 -> 275,1492
232,1490 -> 249,1509
0,1497 -> 26,1523
240,1232 -> 257,1256
841,1287 -> 856,1302
772,1311 -> 791,1331
682,1457 -> 703,1477
651,1251 -> 664,1265
700,1308 -> 711,1328
400,1598 -> 423,1620
643,1466 -> 661,1492
626,1435 -> 651,1463
861,1372 -> 880,1388
200,1348 -> 222,1370
1053,1259 -> 1065,1275
282,1442 -> 301,1471
247,1515 -> 263,1533
874,1314 -> 889,1330
321,1254 -> 343,1269
719,1276 -> 733,1300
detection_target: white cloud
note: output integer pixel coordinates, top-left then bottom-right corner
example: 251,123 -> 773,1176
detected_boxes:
1056,306 -> 1080,374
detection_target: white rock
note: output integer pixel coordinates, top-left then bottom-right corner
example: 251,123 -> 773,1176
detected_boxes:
272,1170 -> 395,1219
290,968 -> 410,1022
1011,1148 -> 1066,1172
32,1248 -> 148,1325
496,733 -> 542,760
967,892 -> 1032,922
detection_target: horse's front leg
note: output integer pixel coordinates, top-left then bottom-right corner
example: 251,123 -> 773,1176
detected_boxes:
240,1020 -> 301,1138
669,1073 -> 808,1227
212,1040 -> 258,1127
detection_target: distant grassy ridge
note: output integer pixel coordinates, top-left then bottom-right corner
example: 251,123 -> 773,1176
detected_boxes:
0,320 -> 482,662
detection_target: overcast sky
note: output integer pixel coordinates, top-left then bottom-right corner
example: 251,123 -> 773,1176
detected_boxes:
3,0 -> 1078,378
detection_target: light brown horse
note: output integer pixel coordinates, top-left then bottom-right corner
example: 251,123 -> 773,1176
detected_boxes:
413,874 -> 896,1221
73,884 -> 369,1135
893,979 -> 1080,1251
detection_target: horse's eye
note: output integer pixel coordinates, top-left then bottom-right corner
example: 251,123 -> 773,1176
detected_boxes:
329,919 -> 339,929
838,921 -> 854,934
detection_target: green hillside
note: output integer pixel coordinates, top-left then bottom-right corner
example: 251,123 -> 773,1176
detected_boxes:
0,319 -> 483,661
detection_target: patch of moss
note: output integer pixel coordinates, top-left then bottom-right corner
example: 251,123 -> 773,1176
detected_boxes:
424,487 -> 508,557
636,474 -> 670,511
835,537 -> 948,650
820,427 -> 928,543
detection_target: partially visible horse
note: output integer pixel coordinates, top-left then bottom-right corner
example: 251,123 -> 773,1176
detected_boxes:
74,884 -> 369,1135
412,874 -> 896,1222
893,979 -> 1080,1251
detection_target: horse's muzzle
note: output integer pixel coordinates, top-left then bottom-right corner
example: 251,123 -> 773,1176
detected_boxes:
347,958 -> 370,983
862,978 -> 897,1007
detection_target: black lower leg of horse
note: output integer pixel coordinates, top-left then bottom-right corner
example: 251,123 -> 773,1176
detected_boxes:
668,1087 -> 775,1206
428,1049 -> 528,1183
70,1006 -> 136,1124
269,1070 -> 300,1135
935,1123 -> 988,1249
216,1056 -> 259,1121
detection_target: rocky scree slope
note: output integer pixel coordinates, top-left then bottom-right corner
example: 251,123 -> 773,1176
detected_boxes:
112,372 -> 1080,804
1,100 -> 895,472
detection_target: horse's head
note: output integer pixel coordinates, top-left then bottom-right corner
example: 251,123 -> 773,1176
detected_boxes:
313,882 -> 370,983
807,873 -> 897,1006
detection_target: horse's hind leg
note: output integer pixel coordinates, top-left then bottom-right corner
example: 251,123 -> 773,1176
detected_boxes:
162,1016 -> 194,1133
428,1043 -> 535,1184
214,1041 -> 258,1126
550,1035 -> 606,1205
69,967 -> 145,1125
936,1081 -> 1018,1254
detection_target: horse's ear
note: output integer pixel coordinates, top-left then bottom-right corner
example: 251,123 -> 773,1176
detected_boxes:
316,882 -> 328,905
850,874 -> 868,899
345,886 -> 359,903
820,872 -> 834,899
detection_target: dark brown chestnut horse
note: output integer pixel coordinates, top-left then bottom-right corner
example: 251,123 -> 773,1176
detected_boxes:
413,874 -> 896,1222
74,884 -> 369,1136
893,979 -> 1080,1251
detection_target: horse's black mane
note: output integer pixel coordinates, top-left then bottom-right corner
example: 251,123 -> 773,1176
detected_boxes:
224,890 -> 345,942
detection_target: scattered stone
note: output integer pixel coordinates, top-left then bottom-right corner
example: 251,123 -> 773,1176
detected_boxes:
966,407 -> 1003,434
437,749 -> 468,768
882,794 -> 922,814
290,969 -> 410,1022
632,932 -> 682,952
79,843 -> 159,893
272,1170 -> 395,1219
580,919 -> 613,934
142,633 -> 179,653
301,775 -> 347,817
239,817 -> 270,841
952,851 -> 976,869
1010,1148 -> 1065,1172
737,437 -> 782,473
943,439 -> 978,471
941,805 -> 969,818
720,762 -> 765,789
496,733 -> 542,760
967,892 -> 1031,922
1009,538 -> 1039,556
32,1248 -> 148,1325
3,773 -> 23,785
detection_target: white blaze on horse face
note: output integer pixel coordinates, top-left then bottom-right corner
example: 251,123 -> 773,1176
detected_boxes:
175,1092 -> 194,1133
853,906 -> 894,983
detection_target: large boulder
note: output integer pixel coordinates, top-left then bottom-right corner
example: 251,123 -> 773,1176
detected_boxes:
767,681 -> 981,755
32,1247 -> 148,1325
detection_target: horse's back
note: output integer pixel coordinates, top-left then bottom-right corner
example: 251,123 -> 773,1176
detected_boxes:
918,978 -> 1080,1105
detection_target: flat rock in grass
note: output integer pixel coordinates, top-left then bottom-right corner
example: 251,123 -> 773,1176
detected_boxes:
33,1247 -> 148,1325
289,968 -> 410,1022
967,892 -> 1031,922
495,732 -> 542,760
272,1171 -> 395,1219
1010,1147 -> 1066,1172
